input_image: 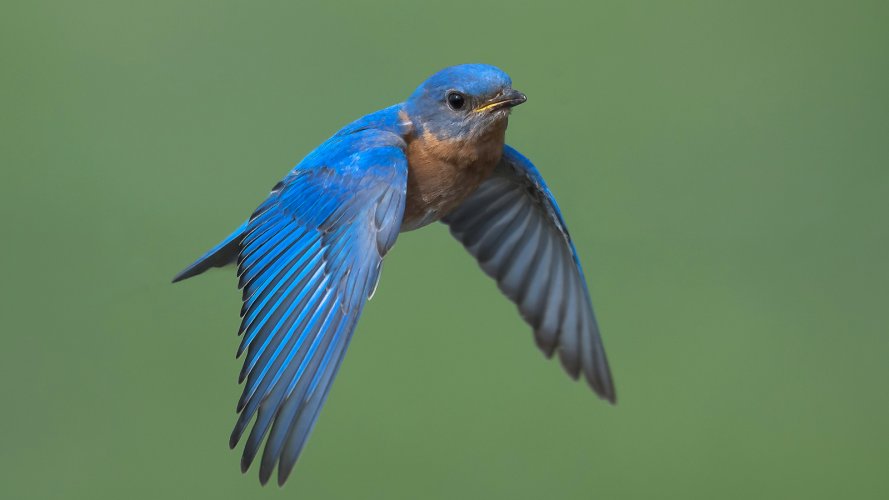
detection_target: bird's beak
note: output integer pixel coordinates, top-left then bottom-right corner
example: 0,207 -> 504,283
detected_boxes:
475,89 -> 527,113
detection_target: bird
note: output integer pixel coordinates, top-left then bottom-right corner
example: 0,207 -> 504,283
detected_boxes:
172,63 -> 615,486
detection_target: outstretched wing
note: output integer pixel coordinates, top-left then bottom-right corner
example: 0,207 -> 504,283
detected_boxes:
230,130 -> 407,485
442,145 -> 615,403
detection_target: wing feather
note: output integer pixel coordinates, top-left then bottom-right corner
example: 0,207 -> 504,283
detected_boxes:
443,145 -> 615,402
224,130 -> 407,485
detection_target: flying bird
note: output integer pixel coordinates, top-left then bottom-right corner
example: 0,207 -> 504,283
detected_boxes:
173,64 -> 615,485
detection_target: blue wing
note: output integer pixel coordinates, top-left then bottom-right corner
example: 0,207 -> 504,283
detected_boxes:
171,220 -> 247,283
442,146 -> 615,403
221,129 -> 407,485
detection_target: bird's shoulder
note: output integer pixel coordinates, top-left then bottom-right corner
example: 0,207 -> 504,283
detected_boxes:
283,105 -> 409,183
500,145 -> 571,234
333,103 -> 410,139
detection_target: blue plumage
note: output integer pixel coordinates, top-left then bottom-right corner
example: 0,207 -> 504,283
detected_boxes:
174,64 -> 614,486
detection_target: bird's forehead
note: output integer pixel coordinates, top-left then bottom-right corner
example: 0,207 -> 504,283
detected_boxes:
421,64 -> 512,96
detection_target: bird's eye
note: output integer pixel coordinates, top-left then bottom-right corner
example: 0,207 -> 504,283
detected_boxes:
446,91 -> 466,111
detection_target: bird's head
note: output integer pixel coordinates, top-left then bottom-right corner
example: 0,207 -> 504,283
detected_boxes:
404,64 -> 526,141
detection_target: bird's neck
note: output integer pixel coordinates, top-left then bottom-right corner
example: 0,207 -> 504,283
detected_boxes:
398,109 -> 507,169
398,111 -> 507,231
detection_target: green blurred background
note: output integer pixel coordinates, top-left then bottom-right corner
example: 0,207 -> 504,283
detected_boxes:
2,1 -> 887,498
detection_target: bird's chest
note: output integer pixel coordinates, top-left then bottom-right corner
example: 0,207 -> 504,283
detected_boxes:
401,131 -> 505,231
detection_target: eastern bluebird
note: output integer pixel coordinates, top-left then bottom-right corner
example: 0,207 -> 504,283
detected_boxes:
173,64 -> 615,485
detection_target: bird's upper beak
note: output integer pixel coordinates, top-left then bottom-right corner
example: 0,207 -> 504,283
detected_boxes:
475,89 -> 527,113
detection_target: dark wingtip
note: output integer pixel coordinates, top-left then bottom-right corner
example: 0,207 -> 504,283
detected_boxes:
258,463 -> 274,486
171,265 -> 199,283
603,375 -> 617,404
278,463 -> 295,487
587,374 -> 617,405
602,387 -> 617,405
590,348 -> 617,405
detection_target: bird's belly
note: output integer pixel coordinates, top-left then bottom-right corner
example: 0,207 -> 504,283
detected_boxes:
400,158 -> 496,232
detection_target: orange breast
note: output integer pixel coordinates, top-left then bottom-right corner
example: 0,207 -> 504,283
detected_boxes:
401,126 -> 506,231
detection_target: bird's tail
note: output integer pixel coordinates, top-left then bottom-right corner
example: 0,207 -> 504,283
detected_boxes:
171,220 -> 249,283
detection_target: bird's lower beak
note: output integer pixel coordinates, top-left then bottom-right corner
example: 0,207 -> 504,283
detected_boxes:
475,89 -> 527,113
